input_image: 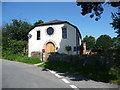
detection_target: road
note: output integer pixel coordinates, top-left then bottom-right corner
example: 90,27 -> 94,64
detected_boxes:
0,59 -> 2,90
2,59 -> 119,89
2,59 -> 71,88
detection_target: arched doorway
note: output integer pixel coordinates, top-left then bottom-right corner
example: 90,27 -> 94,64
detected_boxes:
45,42 -> 55,52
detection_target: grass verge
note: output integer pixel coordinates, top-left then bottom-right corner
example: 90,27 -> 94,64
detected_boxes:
2,53 -> 41,64
39,60 -> 120,85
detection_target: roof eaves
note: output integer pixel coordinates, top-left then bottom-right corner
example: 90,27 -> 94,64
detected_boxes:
29,21 -> 82,39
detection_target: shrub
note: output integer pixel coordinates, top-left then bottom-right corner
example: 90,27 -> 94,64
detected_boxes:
2,51 -> 22,60
65,45 -> 72,54
2,40 -> 27,55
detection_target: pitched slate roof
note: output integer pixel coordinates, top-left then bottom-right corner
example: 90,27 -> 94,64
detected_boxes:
42,20 -> 65,24
35,20 -> 66,26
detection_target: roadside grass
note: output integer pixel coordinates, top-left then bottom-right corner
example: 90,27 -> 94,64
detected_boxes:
39,60 -> 120,85
2,52 -> 41,64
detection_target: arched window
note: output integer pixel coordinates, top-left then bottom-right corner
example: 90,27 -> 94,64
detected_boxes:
62,27 -> 67,39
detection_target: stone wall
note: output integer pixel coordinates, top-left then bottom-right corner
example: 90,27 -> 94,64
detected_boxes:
31,51 -> 50,62
48,54 -> 117,68
31,51 -> 117,68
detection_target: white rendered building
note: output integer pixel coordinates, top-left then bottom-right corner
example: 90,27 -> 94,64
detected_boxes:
28,20 -> 82,57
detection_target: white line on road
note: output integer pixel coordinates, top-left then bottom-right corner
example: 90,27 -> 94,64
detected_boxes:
55,74 -> 62,78
62,79 -> 70,83
70,85 -> 78,88
34,62 -> 44,66
48,69 -> 79,90
49,70 -> 56,74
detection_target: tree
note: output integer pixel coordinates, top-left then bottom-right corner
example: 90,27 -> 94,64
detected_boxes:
2,19 -> 32,41
34,20 -> 44,26
96,35 -> 112,50
76,2 -> 120,37
110,11 -> 120,37
65,45 -> 72,54
112,37 -> 120,49
3,40 -> 27,54
76,1 -> 120,21
2,19 -> 32,55
82,35 -> 95,50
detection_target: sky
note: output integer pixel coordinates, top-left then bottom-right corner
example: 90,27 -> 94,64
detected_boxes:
2,2 -> 119,39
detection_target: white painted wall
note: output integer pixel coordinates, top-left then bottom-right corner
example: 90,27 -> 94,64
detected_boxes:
28,23 -> 81,57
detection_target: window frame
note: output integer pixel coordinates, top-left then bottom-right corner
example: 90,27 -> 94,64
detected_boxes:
74,46 -> 77,51
37,31 -> 40,40
62,27 -> 67,39
47,27 -> 54,35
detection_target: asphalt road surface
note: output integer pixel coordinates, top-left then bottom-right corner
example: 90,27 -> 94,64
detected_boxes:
2,59 -> 119,90
0,59 -> 2,90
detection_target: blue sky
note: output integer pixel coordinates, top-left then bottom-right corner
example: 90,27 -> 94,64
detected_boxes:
2,2 -> 118,39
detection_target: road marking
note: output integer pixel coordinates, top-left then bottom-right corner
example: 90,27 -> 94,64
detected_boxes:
55,74 -> 62,78
62,78 -> 70,83
49,69 -> 79,90
49,70 -> 56,74
34,62 -> 44,66
70,85 -> 78,88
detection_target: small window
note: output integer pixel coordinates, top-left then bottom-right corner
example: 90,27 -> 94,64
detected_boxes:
37,31 -> 40,40
74,46 -> 77,51
47,27 -> 54,35
62,27 -> 67,39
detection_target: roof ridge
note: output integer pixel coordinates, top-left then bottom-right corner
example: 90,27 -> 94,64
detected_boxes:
44,20 -> 65,24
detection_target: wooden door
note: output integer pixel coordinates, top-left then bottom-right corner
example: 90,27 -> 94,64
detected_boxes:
45,42 -> 55,52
